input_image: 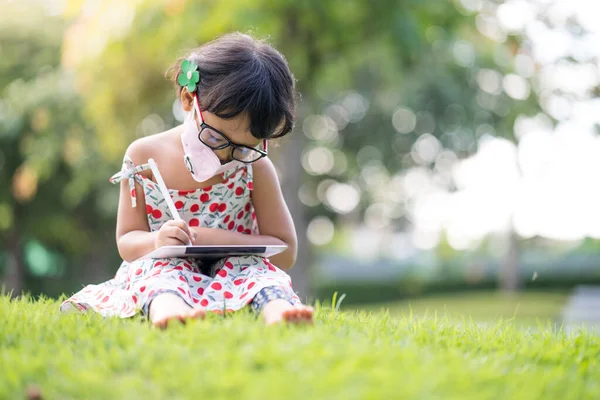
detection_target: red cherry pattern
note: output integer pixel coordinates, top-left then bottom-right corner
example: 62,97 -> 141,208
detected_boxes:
152,209 -> 162,219
63,164 -> 305,316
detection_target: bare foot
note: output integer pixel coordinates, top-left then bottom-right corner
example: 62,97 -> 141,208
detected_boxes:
149,293 -> 205,329
188,307 -> 206,319
281,306 -> 314,324
262,299 -> 314,325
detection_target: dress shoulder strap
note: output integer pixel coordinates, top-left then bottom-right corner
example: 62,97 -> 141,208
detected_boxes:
109,155 -> 151,208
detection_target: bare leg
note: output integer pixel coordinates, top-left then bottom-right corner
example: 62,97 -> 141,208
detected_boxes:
261,299 -> 314,325
148,293 -> 205,329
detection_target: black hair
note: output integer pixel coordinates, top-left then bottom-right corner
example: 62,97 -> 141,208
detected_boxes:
167,32 -> 296,139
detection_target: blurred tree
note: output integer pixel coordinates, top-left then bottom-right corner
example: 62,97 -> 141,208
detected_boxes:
62,0 -> 541,296
0,3 -> 114,295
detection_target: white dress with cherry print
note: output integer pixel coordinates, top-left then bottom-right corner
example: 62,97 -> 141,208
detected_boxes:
59,156 -> 300,317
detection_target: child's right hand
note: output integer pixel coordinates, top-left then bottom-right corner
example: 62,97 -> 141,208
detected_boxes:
155,220 -> 194,248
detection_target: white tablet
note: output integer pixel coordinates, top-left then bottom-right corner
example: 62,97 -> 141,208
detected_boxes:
138,244 -> 287,260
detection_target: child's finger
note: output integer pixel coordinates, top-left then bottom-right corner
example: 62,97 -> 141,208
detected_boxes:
179,222 -> 193,242
170,220 -> 193,242
165,219 -> 187,230
161,238 -> 186,247
168,226 -> 192,245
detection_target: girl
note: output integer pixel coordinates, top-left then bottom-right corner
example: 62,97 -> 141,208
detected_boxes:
60,33 -> 314,328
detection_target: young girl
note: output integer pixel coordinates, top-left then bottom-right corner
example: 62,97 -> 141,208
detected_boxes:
60,33 -> 314,328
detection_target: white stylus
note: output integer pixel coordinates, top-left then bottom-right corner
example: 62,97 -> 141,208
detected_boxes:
148,158 -> 192,245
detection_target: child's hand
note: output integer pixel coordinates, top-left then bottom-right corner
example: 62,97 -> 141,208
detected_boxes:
155,220 -> 194,248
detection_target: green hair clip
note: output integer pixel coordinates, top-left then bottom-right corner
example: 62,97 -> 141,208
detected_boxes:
178,60 -> 200,93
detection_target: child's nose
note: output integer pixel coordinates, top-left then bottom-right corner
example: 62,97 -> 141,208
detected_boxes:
214,147 -> 234,164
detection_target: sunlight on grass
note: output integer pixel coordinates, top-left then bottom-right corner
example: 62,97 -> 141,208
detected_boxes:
1,294 -> 598,399
356,291 -> 568,327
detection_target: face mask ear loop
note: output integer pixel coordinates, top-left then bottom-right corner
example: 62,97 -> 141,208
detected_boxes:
193,94 -> 205,124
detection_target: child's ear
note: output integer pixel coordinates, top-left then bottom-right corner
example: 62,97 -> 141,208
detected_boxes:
181,88 -> 194,112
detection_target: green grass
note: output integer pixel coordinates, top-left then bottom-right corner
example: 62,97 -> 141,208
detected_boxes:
357,291 -> 568,326
1,294 -> 599,400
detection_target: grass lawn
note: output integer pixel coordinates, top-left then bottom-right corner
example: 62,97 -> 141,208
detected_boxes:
356,290 -> 569,327
1,294 -> 599,400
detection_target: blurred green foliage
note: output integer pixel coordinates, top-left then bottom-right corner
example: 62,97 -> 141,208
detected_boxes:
0,0 -> 557,297
0,3 -> 116,294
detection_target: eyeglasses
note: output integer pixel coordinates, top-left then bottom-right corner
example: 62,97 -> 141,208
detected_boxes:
195,101 -> 268,164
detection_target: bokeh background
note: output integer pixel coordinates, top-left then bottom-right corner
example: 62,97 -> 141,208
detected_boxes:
2,0 -> 600,327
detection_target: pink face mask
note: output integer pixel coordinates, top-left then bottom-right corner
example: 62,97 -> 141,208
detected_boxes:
181,96 -> 244,183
